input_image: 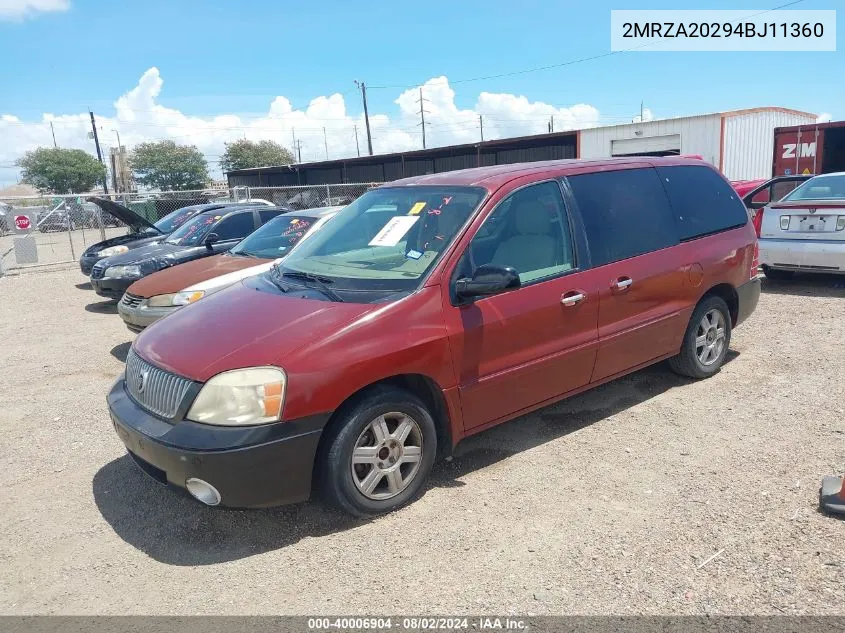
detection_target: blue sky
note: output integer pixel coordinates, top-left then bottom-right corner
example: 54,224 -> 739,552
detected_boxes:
0,0 -> 841,184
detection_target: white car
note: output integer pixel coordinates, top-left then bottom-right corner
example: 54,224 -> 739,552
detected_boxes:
758,172 -> 845,279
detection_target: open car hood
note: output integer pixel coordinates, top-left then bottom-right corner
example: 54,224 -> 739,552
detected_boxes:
88,197 -> 159,233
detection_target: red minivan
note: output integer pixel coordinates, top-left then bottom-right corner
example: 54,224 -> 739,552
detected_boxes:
107,157 -> 760,516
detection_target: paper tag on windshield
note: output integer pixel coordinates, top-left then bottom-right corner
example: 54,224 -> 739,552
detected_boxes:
408,202 -> 426,215
368,216 -> 419,247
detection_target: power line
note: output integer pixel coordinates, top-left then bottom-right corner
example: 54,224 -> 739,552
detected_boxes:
368,0 -> 807,90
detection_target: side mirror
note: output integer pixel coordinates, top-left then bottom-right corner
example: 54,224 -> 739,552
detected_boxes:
204,233 -> 220,249
455,264 -> 520,301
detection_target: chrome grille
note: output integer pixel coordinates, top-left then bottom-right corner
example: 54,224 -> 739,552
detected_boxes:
121,293 -> 144,308
91,262 -> 106,280
125,349 -> 193,419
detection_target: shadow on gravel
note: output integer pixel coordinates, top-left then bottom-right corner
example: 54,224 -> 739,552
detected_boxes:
761,274 -> 845,299
75,282 -> 92,290
85,300 -> 118,314
110,342 -> 131,362
92,355 -> 738,566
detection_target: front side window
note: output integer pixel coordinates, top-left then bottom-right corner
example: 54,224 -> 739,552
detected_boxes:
568,167 -> 678,265
214,213 -> 256,241
460,181 -> 575,284
231,214 -> 319,259
279,186 -> 486,291
782,174 -> 845,201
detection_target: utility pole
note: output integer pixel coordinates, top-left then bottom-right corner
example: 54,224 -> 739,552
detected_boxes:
89,110 -> 109,194
354,80 -> 373,156
112,130 -> 123,193
549,115 -> 555,134
417,88 -> 429,150
323,127 -> 329,160
353,125 -> 360,157
640,100 -> 644,122
50,122 -> 57,148
295,140 -> 303,163
479,115 -> 484,142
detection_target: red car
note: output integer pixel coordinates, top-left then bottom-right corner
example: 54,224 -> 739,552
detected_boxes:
108,157 -> 760,516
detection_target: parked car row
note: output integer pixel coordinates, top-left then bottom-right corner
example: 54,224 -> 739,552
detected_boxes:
81,157 -> 769,518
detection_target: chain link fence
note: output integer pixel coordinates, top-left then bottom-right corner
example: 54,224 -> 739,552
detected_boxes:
0,183 -> 379,274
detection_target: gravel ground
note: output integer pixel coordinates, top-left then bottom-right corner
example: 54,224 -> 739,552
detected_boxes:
0,266 -> 843,615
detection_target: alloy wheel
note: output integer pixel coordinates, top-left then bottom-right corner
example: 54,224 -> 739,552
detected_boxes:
351,412 -> 424,500
695,309 -> 726,366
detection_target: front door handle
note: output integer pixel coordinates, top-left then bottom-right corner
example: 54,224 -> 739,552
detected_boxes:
614,276 -> 633,290
561,291 -> 585,307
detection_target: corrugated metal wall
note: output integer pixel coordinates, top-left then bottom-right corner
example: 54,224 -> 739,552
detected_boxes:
722,110 -> 817,180
228,134 -> 576,187
579,114 -> 722,167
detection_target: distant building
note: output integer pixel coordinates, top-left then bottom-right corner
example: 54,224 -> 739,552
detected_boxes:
109,146 -> 135,193
227,106 -> 817,187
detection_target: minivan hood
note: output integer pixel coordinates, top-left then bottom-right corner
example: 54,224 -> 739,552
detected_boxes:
127,253 -> 272,298
88,197 -> 158,233
134,282 -> 375,382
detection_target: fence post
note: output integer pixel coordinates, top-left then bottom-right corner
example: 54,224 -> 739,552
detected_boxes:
62,200 -> 75,260
326,184 -> 331,204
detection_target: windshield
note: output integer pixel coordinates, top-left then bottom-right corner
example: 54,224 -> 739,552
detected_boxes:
279,186 -> 486,292
165,213 -> 220,246
153,206 -> 205,234
781,174 -> 845,202
231,214 -> 321,258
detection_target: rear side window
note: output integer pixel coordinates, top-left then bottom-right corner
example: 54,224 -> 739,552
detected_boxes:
259,209 -> 284,224
214,212 -> 256,240
657,165 -> 747,241
566,167 -> 678,267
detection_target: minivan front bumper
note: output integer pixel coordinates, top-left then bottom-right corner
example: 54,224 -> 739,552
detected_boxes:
107,378 -> 328,508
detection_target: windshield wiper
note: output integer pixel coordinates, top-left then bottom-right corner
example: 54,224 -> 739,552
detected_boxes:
281,271 -> 344,302
230,251 -> 260,258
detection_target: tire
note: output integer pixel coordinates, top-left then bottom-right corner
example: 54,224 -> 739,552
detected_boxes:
762,266 -> 794,281
319,385 -> 438,517
668,295 -> 732,379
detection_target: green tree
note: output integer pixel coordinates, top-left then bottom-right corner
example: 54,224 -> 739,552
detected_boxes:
129,140 -> 209,191
220,139 -> 295,172
16,147 -> 106,194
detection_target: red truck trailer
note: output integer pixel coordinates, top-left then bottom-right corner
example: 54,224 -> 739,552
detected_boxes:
773,120 -> 845,177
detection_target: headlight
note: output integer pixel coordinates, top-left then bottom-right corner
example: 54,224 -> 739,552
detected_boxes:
173,290 -> 205,305
98,245 -> 129,257
147,293 -> 176,307
103,265 -> 141,279
187,367 -> 286,426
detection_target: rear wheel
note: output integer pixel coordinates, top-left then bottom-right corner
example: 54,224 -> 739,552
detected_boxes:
669,296 -> 732,379
319,386 -> 437,517
762,266 -> 794,281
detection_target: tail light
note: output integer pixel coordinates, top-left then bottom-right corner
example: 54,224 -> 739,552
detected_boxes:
751,208 -> 764,237
750,241 -> 759,280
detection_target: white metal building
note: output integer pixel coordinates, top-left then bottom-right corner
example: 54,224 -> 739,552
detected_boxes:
578,107 -> 817,180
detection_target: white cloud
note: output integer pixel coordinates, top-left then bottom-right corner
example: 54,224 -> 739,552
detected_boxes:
0,0 -> 69,21
817,112 -> 832,123
0,67 -> 605,187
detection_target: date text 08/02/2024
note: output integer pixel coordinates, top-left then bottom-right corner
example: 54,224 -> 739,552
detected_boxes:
307,617 -> 528,630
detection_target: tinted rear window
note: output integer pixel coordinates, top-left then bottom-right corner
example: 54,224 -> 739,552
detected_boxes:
657,165 -> 747,241
566,167 -> 678,267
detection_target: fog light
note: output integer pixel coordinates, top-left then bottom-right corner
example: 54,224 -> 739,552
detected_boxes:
185,478 -> 221,506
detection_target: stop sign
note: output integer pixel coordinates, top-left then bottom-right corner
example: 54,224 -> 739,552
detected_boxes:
14,215 -> 31,230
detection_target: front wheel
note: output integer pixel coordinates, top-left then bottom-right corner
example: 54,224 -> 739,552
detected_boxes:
319,386 -> 438,517
669,296 -> 732,379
